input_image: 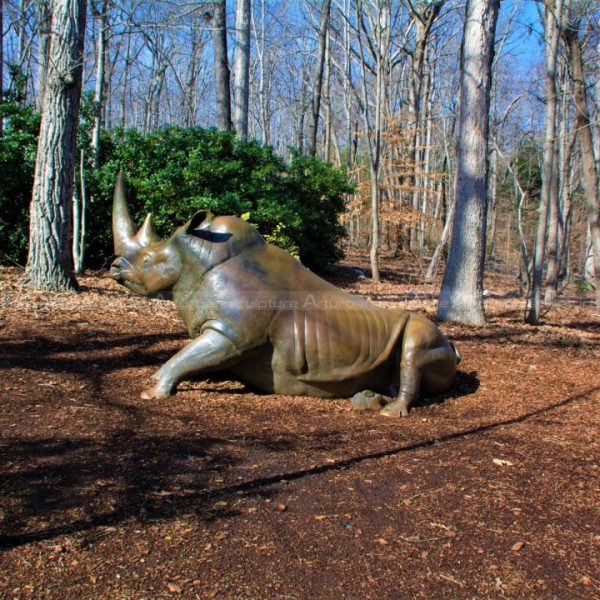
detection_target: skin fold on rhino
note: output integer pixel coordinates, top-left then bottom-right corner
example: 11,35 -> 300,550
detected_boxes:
110,173 -> 460,417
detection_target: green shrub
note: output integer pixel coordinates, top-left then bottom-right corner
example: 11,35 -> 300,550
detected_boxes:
0,118 -> 351,272
0,103 -> 40,265
85,126 -> 351,271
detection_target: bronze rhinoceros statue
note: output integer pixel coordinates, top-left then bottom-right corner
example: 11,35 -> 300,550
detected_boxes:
110,173 -> 459,417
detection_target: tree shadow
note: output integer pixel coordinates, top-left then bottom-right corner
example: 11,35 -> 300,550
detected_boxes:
0,430 -> 278,551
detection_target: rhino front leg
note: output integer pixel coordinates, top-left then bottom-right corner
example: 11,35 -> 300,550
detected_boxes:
141,328 -> 239,400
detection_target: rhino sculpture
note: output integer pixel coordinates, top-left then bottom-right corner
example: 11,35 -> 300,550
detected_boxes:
110,173 -> 459,417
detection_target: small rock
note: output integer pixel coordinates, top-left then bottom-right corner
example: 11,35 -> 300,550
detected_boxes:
275,503 -> 287,512
167,582 -> 182,593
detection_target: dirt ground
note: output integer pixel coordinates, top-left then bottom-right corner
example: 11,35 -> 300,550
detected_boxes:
1,256 -> 599,599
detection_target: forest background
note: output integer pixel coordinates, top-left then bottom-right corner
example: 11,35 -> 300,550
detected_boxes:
0,0 -> 599,323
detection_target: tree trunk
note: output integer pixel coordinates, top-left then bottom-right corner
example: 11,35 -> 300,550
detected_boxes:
306,0 -> 331,157
526,0 -> 562,324
72,149 -> 86,274
0,0 -> 4,136
563,16 -> 600,310
35,0 -> 52,112
233,0 -> 251,139
22,0 -> 87,291
120,26 -> 132,129
211,0 -> 232,131
356,0 -> 391,283
544,63 -> 567,302
91,1 -> 109,169
437,0 -> 500,325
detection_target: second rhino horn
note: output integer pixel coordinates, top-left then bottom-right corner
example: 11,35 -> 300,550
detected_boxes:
135,213 -> 160,247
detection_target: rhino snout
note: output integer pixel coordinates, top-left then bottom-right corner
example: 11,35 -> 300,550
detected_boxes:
110,256 -> 129,281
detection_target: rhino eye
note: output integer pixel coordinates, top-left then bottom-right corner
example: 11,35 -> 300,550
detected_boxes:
142,255 -> 153,271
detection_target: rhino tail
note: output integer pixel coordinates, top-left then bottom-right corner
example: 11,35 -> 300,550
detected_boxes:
450,342 -> 461,365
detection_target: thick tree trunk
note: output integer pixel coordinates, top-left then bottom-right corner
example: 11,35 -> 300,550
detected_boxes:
212,0 -> 232,131
437,0 -> 500,325
21,0 -> 86,291
233,0 -> 251,139
306,0 -> 331,157
526,0 -> 562,324
564,19 -> 600,310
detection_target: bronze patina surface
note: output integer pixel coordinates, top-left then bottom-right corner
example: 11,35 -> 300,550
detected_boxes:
110,173 -> 459,417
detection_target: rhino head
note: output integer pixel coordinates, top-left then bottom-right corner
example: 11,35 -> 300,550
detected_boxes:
110,172 -> 265,297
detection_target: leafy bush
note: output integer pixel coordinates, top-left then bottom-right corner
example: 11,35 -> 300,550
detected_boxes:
0,118 -> 351,272
84,126 -> 351,271
0,103 -> 40,264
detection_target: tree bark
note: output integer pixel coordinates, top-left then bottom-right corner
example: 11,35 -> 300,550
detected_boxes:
233,0 -> 251,139
211,0 -> 232,131
306,0 -> 331,157
437,0 -> 500,325
526,0 -> 562,324
22,0 -> 87,291
563,15 -> 600,310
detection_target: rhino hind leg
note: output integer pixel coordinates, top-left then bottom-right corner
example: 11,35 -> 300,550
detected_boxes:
380,316 -> 457,418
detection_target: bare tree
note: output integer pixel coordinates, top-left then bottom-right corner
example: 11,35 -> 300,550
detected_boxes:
209,0 -> 232,130
90,0 -> 110,169
562,7 -> 600,310
21,0 -> 87,290
437,0 -> 500,325
355,0 -> 391,283
306,0 -> 332,157
526,0 -> 562,324
35,0 -> 51,111
233,0 -> 251,139
1,0 -> 4,136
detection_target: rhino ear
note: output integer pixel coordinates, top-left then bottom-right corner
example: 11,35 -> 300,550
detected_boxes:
186,210 -> 214,234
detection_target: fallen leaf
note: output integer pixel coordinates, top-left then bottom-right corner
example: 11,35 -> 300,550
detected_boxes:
247,507 -> 258,513
580,576 -> 591,587
314,515 -> 327,521
375,538 -> 389,545
493,458 -> 514,466
511,541 -> 524,552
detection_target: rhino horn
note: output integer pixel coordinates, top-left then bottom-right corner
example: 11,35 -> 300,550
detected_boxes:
135,213 -> 160,247
112,170 -> 137,255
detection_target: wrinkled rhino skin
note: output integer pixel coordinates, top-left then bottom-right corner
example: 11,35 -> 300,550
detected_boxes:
110,173 -> 459,417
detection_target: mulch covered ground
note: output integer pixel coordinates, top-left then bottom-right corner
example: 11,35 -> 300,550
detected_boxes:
1,258 -> 599,599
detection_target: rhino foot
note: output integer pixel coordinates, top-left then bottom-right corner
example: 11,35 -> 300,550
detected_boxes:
140,383 -> 173,401
379,399 -> 410,418
351,390 -> 388,411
